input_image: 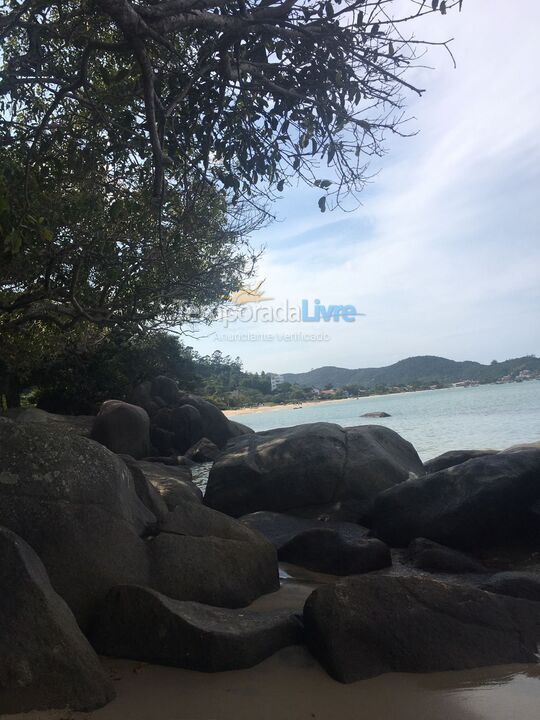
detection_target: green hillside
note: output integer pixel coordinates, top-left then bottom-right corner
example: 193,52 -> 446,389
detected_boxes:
282,355 -> 540,389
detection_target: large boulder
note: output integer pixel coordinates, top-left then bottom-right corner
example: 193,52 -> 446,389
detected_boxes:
91,400 -> 150,459
424,449 -> 498,474
91,585 -> 301,671
0,418 -> 152,627
0,418 -> 279,628
176,393 -> 235,449
240,511 -> 369,551
372,449 -> 540,549
279,528 -> 391,576
118,455 -> 169,523
130,376 -> 247,452
171,404 -> 204,453
481,572 -> 540,602
406,537 -> 486,574
303,575 -> 540,683
228,419 -> 255,437
205,423 -> 424,521
150,501 -> 279,607
0,527 -> 114,713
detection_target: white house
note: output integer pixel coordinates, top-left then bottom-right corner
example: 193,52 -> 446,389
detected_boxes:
270,373 -> 284,391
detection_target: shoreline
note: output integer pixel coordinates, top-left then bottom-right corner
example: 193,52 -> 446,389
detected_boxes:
223,386 -> 449,417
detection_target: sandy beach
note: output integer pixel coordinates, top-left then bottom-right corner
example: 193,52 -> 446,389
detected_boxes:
4,576 -> 540,720
224,395 -> 373,417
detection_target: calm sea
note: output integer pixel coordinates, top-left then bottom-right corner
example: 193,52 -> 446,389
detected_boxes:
231,381 -> 540,461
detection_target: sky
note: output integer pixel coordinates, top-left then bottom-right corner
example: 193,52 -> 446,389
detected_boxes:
191,0 -> 540,374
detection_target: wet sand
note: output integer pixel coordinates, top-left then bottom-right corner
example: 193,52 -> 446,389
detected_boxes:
5,650 -> 539,720
5,578 -> 540,720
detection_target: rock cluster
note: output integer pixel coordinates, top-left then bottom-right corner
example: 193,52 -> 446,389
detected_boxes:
1,405 -> 539,712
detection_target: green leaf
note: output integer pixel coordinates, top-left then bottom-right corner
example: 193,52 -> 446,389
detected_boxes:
370,23 -> 380,36
318,196 -> 326,213
319,179 -> 332,189
431,0 -> 439,9
388,41 -> 395,57
277,179 -> 285,192
440,0 -> 447,13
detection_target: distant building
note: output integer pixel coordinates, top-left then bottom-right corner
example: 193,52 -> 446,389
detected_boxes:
270,373 -> 284,391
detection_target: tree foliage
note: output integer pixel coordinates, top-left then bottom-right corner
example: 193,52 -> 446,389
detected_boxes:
1,0 -> 462,209
0,147 -> 258,329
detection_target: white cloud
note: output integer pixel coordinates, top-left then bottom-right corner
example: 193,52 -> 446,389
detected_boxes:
193,1 -> 540,372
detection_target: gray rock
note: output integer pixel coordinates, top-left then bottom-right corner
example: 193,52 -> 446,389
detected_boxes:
151,375 -> 183,406
0,527 -> 114,713
240,511 -> 369,551
205,423 -> 423,522
185,437 -> 221,463
128,379 -> 160,417
481,572 -> 540,602
0,417 -> 156,535
91,400 -> 150,459
279,528 -> 391,575
119,454 -> 169,524
303,575 -> 540,683
228,419 -> 255,437
135,459 -> 202,509
360,412 -> 391,418
0,418 -> 278,627
149,533 -> 279,607
176,393 -> 235,448
372,449 -> 540,549
424,449 -> 498,474
91,585 -> 302,671
407,537 -> 487,574
171,404 -> 204,453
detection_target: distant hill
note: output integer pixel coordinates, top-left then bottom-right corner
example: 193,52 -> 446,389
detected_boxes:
282,355 -> 540,389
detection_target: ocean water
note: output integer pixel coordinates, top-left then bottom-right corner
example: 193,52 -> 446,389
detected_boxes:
231,381 -> 540,461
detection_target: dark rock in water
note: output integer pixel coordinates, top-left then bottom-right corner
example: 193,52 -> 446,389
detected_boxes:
0,527 -> 114,713
91,585 -> 301,672
240,511 -> 369,551
134,459 -> 202,509
372,449 -> 540,549
407,537 -> 487,574
185,436 -> 220,463
91,399 -> 150,459
171,404 -> 204,453
303,575 -> 540,683
205,423 -> 423,522
229,419 -> 255,436
279,528 -> 391,575
424,449 -> 498,474
361,411 -> 391,418
481,572 -> 540,602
